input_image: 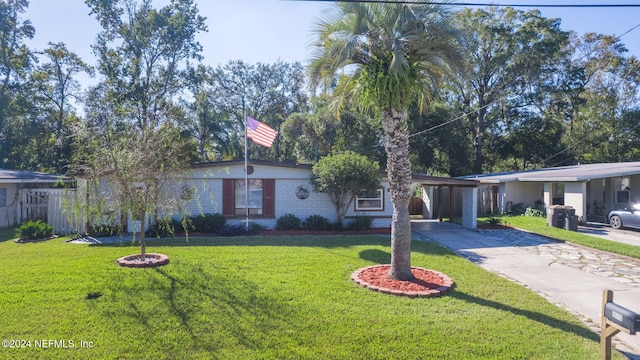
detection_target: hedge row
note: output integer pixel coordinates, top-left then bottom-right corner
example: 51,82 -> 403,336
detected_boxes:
276,213 -> 372,231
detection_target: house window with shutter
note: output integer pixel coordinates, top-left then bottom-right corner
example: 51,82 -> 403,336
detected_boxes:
222,179 -> 275,218
235,179 -> 263,215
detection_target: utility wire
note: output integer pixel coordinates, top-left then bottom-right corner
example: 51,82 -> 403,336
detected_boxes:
546,120 -> 640,168
538,19 -> 640,166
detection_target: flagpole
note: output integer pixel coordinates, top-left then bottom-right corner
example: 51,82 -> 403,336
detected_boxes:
243,104 -> 249,231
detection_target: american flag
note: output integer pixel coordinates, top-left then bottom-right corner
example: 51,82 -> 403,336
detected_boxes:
247,116 -> 278,148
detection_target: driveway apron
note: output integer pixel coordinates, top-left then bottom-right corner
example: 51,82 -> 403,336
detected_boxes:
412,220 -> 640,358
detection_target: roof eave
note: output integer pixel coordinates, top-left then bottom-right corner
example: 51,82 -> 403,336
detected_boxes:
0,179 -> 73,184
518,177 -> 580,182
411,174 -> 479,187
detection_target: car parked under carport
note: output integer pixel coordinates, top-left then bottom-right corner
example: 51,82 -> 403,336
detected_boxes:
607,204 -> 640,230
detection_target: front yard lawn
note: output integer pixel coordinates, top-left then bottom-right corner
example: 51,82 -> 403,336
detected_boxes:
0,233 -> 619,359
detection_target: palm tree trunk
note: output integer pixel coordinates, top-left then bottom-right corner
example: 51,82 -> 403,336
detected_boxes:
383,108 -> 413,281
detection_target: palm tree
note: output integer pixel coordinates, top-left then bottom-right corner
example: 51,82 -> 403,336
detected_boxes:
309,1 -> 462,280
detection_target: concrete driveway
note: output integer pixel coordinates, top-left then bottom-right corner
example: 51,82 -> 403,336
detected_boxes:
412,220 -> 640,359
580,222 -> 640,247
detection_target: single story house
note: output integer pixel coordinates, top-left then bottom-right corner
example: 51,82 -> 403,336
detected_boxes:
174,160 -> 392,229
462,162 -> 640,221
126,160 -> 480,231
0,169 -> 76,230
1,162 -> 481,233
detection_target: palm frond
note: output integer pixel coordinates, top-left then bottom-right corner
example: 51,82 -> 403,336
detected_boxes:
309,0 -> 462,112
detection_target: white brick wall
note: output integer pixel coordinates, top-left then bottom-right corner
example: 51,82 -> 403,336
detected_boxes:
108,162 -> 395,230
275,179 -> 337,223
182,178 -> 222,216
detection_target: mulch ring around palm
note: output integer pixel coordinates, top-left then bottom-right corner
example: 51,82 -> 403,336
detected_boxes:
351,264 -> 453,298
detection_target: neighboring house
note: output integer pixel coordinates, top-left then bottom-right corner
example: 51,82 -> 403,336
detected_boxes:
125,160 -> 480,230
462,162 -> 640,221
0,170 -> 77,231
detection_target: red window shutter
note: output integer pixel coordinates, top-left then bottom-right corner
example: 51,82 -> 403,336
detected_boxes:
263,179 -> 275,217
222,179 -> 235,216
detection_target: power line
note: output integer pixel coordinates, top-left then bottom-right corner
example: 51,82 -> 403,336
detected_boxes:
544,115 -> 640,167
362,20 -> 640,164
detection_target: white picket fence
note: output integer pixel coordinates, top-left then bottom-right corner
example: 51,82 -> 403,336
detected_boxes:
18,188 -> 86,235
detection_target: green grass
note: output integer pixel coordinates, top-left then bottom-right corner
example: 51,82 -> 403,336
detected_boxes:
483,215 -> 640,260
0,227 -> 17,243
0,233 -> 621,359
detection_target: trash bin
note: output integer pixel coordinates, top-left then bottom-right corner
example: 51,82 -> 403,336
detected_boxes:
565,215 -> 578,231
546,205 -> 555,227
547,205 -> 576,229
547,205 -> 568,228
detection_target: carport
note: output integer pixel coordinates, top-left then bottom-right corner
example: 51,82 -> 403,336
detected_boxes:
411,175 -> 479,229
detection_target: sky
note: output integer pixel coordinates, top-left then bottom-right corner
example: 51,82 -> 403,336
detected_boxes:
21,0 -> 640,79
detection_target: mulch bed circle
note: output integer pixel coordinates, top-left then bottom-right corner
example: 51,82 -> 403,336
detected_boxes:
117,253 -> 170,268
351,264 -> 454,298
13,235 -> 59,243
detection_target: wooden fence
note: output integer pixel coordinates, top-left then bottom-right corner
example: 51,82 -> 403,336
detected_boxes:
431,185 -> 500,218
18,188 -> 86,234
408,197 -> 423,215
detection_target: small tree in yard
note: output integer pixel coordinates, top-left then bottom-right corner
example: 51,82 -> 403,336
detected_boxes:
74,121 -> 196,260
71,0 -> 206,262
311,151 -> 381,226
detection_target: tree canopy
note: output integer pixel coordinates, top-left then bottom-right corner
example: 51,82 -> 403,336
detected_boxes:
2,0 -> 640,182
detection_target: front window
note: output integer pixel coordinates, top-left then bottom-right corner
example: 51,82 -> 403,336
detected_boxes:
355,189 -> 384,211
235,179 -> 263,215
615,177 -> 630,204
552,182 -> 564,205
616,191 -> 630,204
